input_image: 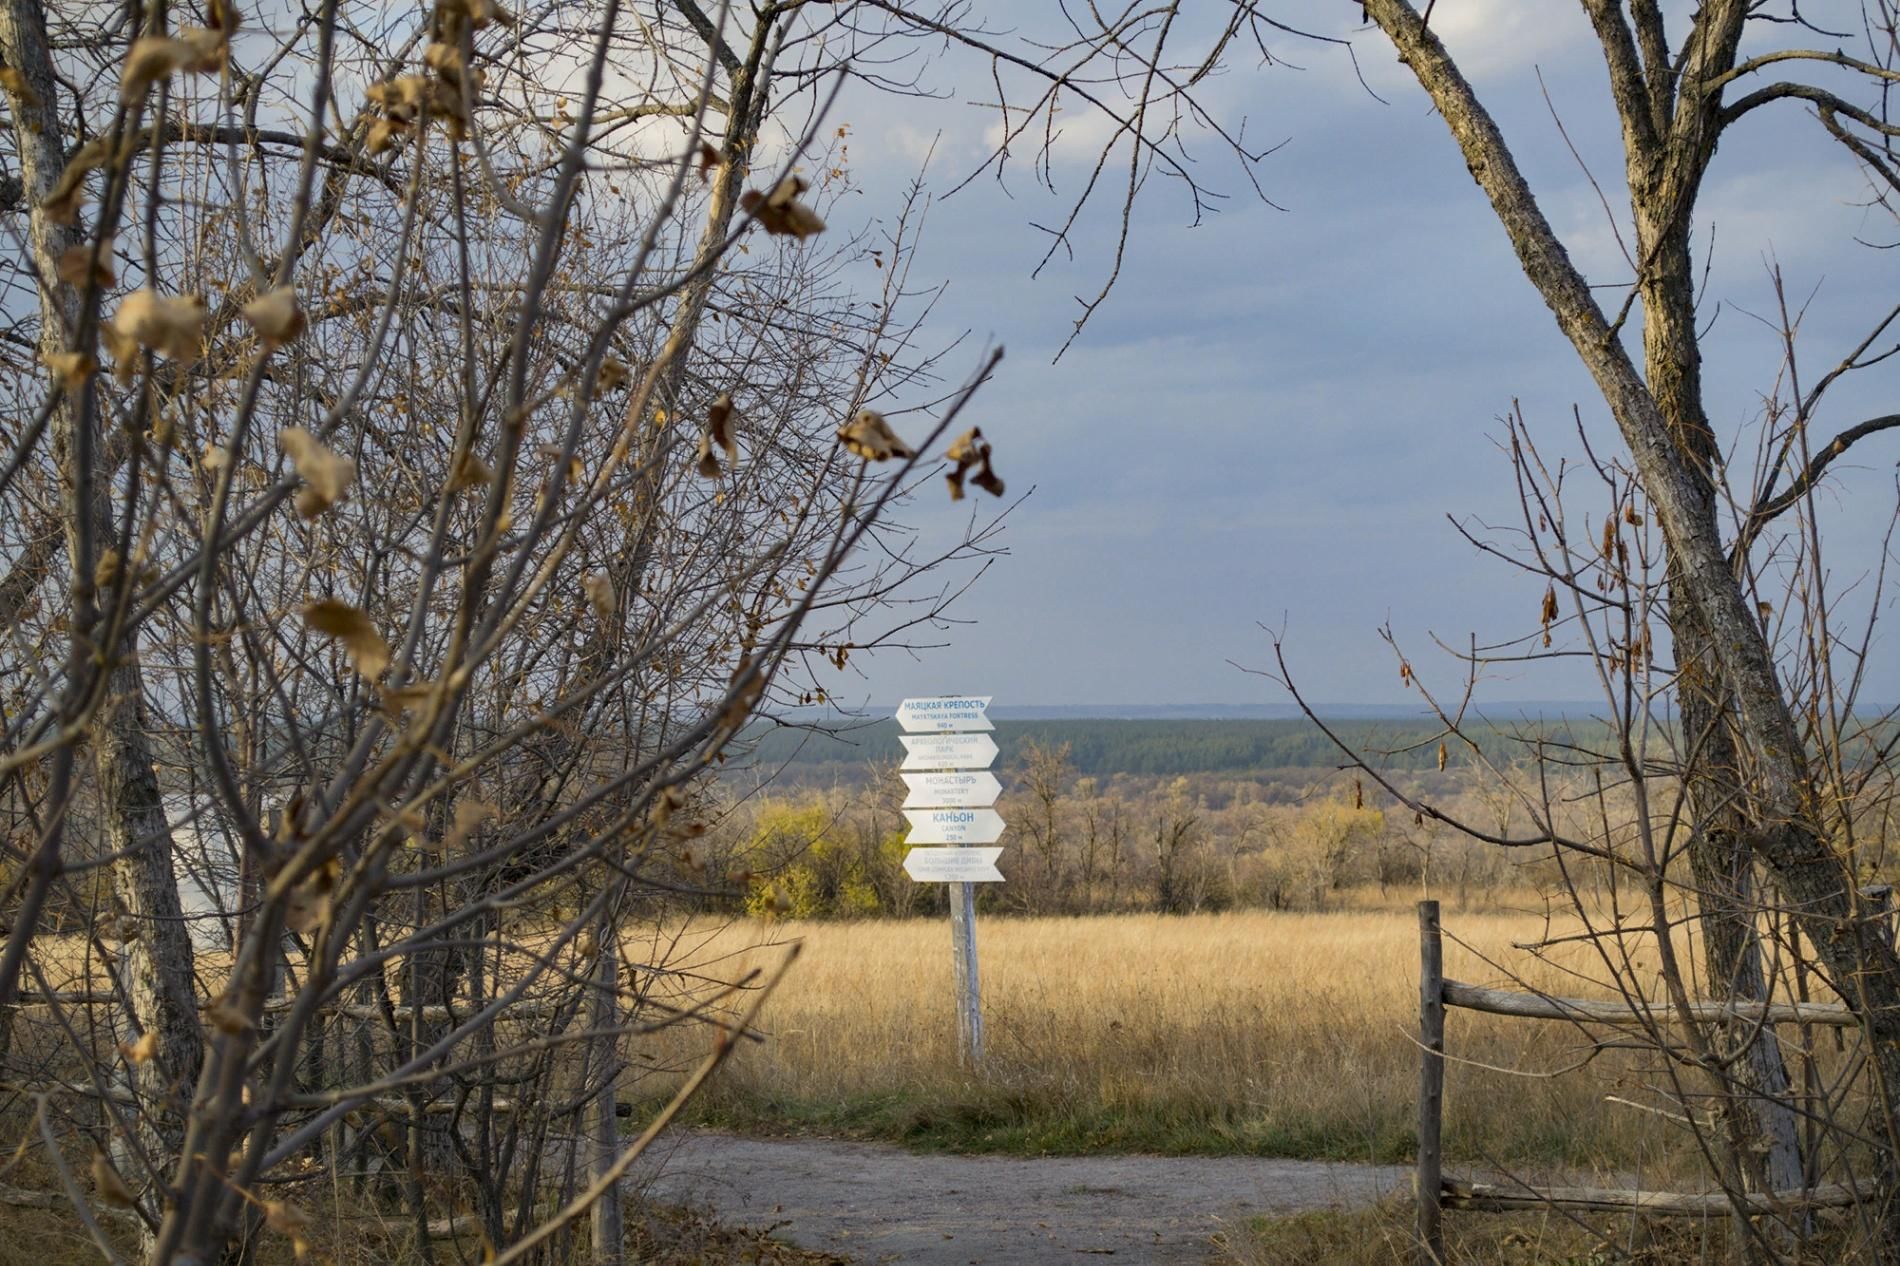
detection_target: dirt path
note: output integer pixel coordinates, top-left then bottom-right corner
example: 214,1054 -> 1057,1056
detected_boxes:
637,1132 -> 1410,1265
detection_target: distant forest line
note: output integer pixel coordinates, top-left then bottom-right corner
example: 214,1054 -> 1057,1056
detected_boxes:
738,716 -> 1622,781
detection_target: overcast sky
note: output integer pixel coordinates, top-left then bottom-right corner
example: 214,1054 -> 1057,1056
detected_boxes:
787,5 -> 1900,711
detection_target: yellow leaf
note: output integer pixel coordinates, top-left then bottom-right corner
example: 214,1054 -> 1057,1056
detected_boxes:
0,66 -> 38,107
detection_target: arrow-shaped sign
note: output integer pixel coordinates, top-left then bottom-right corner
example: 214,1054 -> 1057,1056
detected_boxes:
901,770 -> 1002,809
899,733 -> 999,771
904,808 -> 1007,845
903,847 -> 1005,883
895,696 -> 993,733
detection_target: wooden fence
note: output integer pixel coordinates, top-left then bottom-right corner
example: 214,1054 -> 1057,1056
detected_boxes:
1412,898 -> 1880,1264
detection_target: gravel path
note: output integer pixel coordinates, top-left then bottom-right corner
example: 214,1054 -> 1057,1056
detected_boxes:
637,1133 -> 1410,1265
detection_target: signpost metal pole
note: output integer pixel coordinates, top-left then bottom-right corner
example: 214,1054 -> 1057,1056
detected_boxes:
895,696 -> 999,1069
950,880 -> 982,1064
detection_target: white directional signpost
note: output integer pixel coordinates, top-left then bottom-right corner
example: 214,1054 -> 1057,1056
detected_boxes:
903,808 -> 1007,845
902,848 -> 1006,883
899,733 -> 999,771
900,770 -> 1003,808
895,696 -> 1002,1065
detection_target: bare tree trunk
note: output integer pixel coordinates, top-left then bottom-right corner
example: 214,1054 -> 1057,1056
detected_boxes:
588,924 -> 624,1266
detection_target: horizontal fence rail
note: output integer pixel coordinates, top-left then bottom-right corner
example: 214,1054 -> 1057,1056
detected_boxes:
1413,899 -> 1882,1265
1441,980 -> 1863,1029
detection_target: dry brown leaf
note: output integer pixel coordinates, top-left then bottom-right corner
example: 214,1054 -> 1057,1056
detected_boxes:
114,289 -> 207,362
264,1199 -> 312,1260
445,797 -> 496,852
836,409 -> 913,462
446,449 -> 494,492
721,655 -> 765,731
205,997 -> 254,1035
695,141 -> 721,180
243,286 -> 304,348
367,115 -> 409,155
1437,741 -> 1448,773
379,683 -> 435,718
367,75 -> 430,119
707,391 -> 737,460
0,66 -> 39,107
200,441 -> 230,471
653,785 -> 684,827
284,858 -> 338,936
280,426 -> 354,518
119,1029 -> 159,1064
739,175 -> 825,239
424,40 -> 464,79
595,357 -> 628,395
582,572 -> 614,621
969,457 -> 1005,498
43,349 -> 94,389
120,30 -> 224,103
437,0 -> 512,32
91,1150 -> 136,1206
693,428 -> 721,480
56,238 -> 114,288
93,549 -> 121,590
43,136 -> 111,225
301,598 -> 390,679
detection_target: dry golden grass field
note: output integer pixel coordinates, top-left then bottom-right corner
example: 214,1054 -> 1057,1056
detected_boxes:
640,902 -> 1709,1183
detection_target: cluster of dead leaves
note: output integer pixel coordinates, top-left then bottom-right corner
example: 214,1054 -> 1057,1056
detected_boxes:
120,10 -> 231,106
50,283 -> 302,388
943,426 -> 1003,500
836,414 -> 1007,502
367,0 -> 509,152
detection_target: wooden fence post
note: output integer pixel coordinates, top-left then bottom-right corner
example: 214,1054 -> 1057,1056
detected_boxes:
1417,899 -> 1446,1265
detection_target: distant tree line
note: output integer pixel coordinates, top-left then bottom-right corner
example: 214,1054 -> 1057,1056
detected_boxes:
741,716 -> 1613,782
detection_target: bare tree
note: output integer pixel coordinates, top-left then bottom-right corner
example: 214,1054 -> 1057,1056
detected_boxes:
0,1 -> 1008,1261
